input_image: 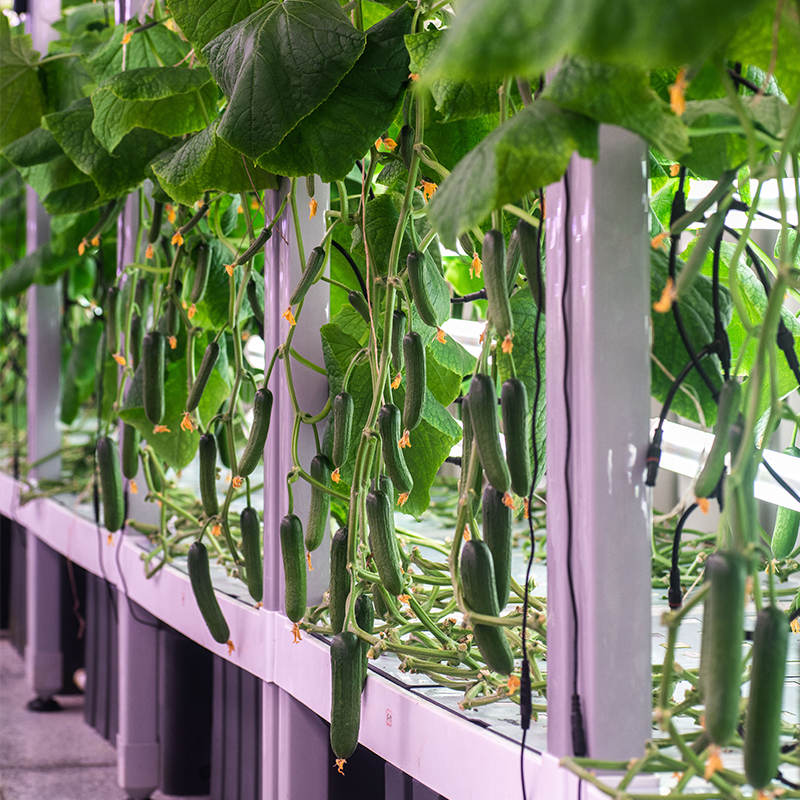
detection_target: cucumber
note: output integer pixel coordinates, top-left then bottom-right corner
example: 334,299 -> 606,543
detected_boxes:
187,541 -> 230,644
483,486 -> 512,609
305,454 -> 332,552
406,250 -> 437,328
159,294 -> 179,338
105,286 -> 120,355
517,220 -> 544,312
215,404 -> 232,469
142,331 -> 165,425
330,631 -> 361,761
399,124 -> 414,170
237,388 -> 273,477
391,309 -> 406,374
505,224 -> 522,294
96,436 -> 125,532
460,395 -> 484,503
121,423 -> 139,481
700,550 -> 746,746
329,527 -> 349,635
354,593 -> 374,689
366,487 -> 404,596
280,513 -> 306,622
468,374 -> 511,494
290,245 -> 326,305
247,277 -> 264,331
186,341 -> 219,412
240,506 -> 263,603
483,230 -> 512,340
695,379 -> 741,498
500,378 -> 531,496
148,201 -> 163,243
348,290 -> 371,325
377,404 -> 413,496
460,540 -> 514,674
129,313 -> 144,370
332,392 -> 354,468
147,451 -> 164,494
371,584 -> 388,619
198,433 -> 219,517
402,331 -> 425,432
771,445 -> 800,558
744,605 -> 788,789
190,243 -> 210,304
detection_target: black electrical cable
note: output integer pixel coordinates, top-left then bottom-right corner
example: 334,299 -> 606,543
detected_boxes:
667,501 -> 700,609
711,231 -> 731,380
450,289 -> 487,304
761,457 -> 800,507
330,239 -> 369,300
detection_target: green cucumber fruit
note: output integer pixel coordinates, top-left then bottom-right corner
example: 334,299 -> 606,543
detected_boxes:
188,541 -> 230,644
517,220 -> 544,312
240,506 -> 263,603
329,527 -> 349,635
96,436 -> 125,532
402,331 -> 425,432
198,433 -> 219,517
743,604 -> 788,789
483,230 -> 512,340
366,487 -> 403,596
159,294 -> 179,338
332,392 -> 353,468
399,124 -> 414,170
237,388 -> 273,477
695,379 -> 741,498
305,454 -> 332,552
187,341 -> 220,413
129,313 -> 144,370
391,309 -> 406,375
505,224 -> 522,294
372,584 -> 388,619
290,246 -> 326,305
280,513 -> 306,622
483,486 -> 512,609
406,250 -> 438,328
142,331 -> 165,425
148,201 -> 163,243
468,374 -> 510,494
501,377 -> 531,497
354,593 -> 374,689
105,286 -> 120,355
377,404 -> 413,496
121,423 -> 139,481
460,395 -> 484,503
190,243 -> 210,304
348,290 -> 371,325
460,540 -> 514,675
147,451 -> 164,494
330,631 -> 361,761
771,445 -> 800,558
700,550 -> 746,746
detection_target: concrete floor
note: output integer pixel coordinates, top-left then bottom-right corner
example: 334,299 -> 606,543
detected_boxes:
0,638 -> 202,800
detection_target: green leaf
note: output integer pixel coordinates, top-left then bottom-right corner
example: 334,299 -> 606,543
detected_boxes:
0,16 -> 45,149
40,53 -> 94,114
203,0 -> 366,159
257,5 -> 412,181
423,112 -> 498,173
356,192 -> 415,274
90,67 -> 217,153
180,240 -> 245,330
43,97 -> 170,198
15,157 -> 101,214
412,249 -> 450,328
405,29 -> 497,121
426,331 -> 475,407
3,127 -> 62,167
0,242 -> 80,298
680,99 -> 752,179
428,101 -> 598,245
166,0 -> 263,52
543,58 -> 689,161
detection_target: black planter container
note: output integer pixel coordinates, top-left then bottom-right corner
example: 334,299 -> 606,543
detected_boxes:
83,573 -> 118,740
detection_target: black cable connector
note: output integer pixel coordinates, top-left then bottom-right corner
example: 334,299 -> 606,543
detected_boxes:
571,694 -> 587,757
520,658 -> 532,731
645,428 -> 663,487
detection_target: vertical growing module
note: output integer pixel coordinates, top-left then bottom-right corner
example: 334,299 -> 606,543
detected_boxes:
1,0 -> 799,798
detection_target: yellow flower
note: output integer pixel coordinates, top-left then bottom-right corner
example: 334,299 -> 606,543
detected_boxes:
306,551 -> 313,571
180,412 -> 194,432
251,198 -> 259,210
398,429 -> 411,449
171,231 -> 184,247
91,235 -> 100,247
523,497 -> 530,519
408,72 -> 419,82
188,303 -> 197,320
225,263 -> 235,277
227,639 -> 235,655
502,492 -> 515,509
166,205 -> 176,224
398,594 -> 410,604
650,232 -> 668,250
309,198 -> 318,219
237,204 -> 244,215
669,163 -> 680,177
501,333 -> 514,354
211,524 -> 222,537
292,622 -> 302,643
696,496 -> 710,514
391,372 -> 402,389
121,31 -> 132,45
335,758 -> 346,775
436,328 -> 447,343
168,335 -> 177,350
652,277 -> 674,313
420,179 -> 437,202
283,307 -> 296,326
145,243 -> 154,260
791,618 -> 799,634
331,467 -> 341,483
471,251 -> 482,278
232,476 -> 243,488
78,239 -> 87,256
669,68 -> 688,116
112,353 -> 126,366
507,674 -> 521,692
397,492 -> 409,507
129,479 -> 138,495
462,529 -> 471,541
704,746 -> 723,780
107,533 -> 114,545
153,424 -> 171,434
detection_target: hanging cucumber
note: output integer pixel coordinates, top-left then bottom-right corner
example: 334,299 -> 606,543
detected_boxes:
348,290 -> 371,325
142,330 -> 166,425
483,486 -> 512,609
148,201 -> 163,243
121,423 -> 139,481
366,486 -> 404,596
460,395 -> 484,503
280,513 -> 306,622
330,631 -> 362,762
517,220 -> 544,312
700,550 -> 746,746
329,527 -> 349,635
483,230 -> 512,340
96,436 -> 125,532
305,454 -> 332,552
743,604 -> 788,789
771,445 -> 800,558
460,540 -> 514,675
398,124 -> 414,170
290,246 -> 326,305
354,593 -> 374,690
240,506 -> 263,603
391,309 -> 406,375
406,250 -> 438,328
377,404 -> 413,496
505,224 -> 522,294
198,433 -> 219,517
237,388 -> 273,477
190,243 -> 210,304
105,285 -> 121,355
188,541 -> 230,644
500,377 -> 531,497
695,379 -> 741,498
129,313 -> 144,370
402,331 -> 425,432
468,374 -> 510,494
186,341 -> 219,413
332,392 -> 354,468
159,294 -> 180,338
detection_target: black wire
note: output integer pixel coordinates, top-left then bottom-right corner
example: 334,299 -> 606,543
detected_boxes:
762,457 -> 800,507
330,239 -> 369,300
710,231 -> 731,380
450,289 -> 487,304
657,345 -> 716,431
668,502 -> 699,609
